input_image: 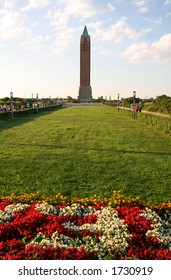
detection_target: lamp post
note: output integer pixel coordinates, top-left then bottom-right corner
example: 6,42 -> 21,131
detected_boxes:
36,93 -> 38,113
105,96 -> 107,105
10,92 -> 14,119
49,96 -> 51,109
133,91 -> 136,120
109,95 -> 111,105
117,93 -> 120,112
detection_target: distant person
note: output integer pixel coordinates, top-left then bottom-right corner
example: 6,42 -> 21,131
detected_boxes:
135,105 -> 139,112
3,104 -> 7,111
139,105 -> 142,112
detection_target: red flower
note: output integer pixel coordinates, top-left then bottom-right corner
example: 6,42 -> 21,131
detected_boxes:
0,202 -> 170,260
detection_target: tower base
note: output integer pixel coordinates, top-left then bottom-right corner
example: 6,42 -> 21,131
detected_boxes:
79,86 -> 92,102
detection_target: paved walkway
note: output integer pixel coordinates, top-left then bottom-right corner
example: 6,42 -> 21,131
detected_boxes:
63,103 -> 102,107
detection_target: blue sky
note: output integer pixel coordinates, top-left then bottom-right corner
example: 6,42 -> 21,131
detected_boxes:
0,0 -> 171,100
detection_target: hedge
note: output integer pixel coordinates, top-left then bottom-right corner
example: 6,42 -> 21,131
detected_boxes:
0,104 -> 63,121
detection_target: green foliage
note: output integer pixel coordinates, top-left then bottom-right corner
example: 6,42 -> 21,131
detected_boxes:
123,97 -> 142,108
119,108 -> 171,134
144,95 -> 171,114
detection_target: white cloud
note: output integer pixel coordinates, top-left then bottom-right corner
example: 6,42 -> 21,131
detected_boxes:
122,42 -> 152,62
0,8 -> 30,42
102,17 -> 152,43
46,8 -> 69,30
59,0 -> 115,18
22,0 -> 50,11
107,2 -> 116,12
0,1 -> 48,48
21,35 -> 50,50
102,17 -> 133,42
89,21 -> 106,40
92,45 -> 111,56
166,11 -> 171,17
122,33 -> 171,63
164,0 -> 171,5
145,16 -> 163,25
132,0 -> 149,13
60,0 -> 97,18
52,28 -> 76,54
89,21 -> 105,30
47,0 -> 116,31
154,17 -> 163,24
151,33 -> 171,62
3,0 -> 17,10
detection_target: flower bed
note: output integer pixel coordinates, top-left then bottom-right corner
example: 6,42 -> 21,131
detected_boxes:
0,192 -> 171,260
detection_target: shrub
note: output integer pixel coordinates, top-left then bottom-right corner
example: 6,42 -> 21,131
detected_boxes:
0,105 -> 62,121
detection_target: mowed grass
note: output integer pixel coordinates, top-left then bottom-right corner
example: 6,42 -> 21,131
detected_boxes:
0,106 -> 171,204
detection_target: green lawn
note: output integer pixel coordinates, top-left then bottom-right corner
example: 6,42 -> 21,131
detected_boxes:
0,106 -> 171,204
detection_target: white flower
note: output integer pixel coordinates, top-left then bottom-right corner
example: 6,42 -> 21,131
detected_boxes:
35,203 -> 58,215
141,207 -> 171,250
59,204 -> 94,216
64,206 -> 131,259
0,203 -> 28,224
26,204 -> 132,258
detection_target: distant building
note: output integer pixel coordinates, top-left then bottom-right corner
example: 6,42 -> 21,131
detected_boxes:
78,26 -> 92,102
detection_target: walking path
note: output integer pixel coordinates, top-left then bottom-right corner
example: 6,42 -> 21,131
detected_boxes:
121,107 -> 171,119
141,110 -> 171,118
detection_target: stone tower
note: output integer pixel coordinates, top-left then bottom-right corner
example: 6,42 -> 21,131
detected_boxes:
79,26 -> 92,102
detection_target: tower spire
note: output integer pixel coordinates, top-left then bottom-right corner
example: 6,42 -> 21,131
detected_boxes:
82,25 -> 89,38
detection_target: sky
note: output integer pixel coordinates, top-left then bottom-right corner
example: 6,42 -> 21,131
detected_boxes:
0,0 -> 171,100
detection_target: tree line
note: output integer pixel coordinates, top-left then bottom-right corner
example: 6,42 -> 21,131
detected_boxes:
123,95 -> 171,114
